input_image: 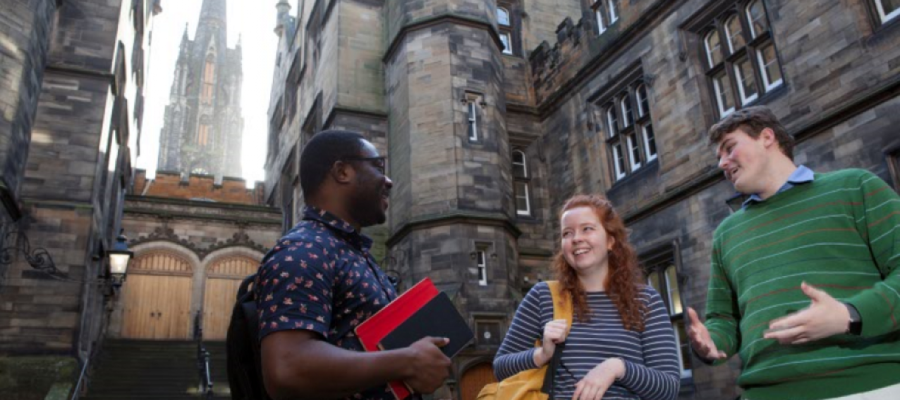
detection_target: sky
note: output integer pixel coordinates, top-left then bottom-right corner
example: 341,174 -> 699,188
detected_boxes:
139,0 -> 280,184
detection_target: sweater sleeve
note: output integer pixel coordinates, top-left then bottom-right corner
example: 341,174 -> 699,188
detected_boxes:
704,232 -> 742,362
493,283 -> 547,380
617,289 -> 681,400
845,170 -> 900,337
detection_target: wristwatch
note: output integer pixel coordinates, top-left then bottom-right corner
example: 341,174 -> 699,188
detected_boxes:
843,302 -> 862,336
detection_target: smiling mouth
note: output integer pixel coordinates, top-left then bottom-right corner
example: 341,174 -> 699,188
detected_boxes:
573,249 -> 590,256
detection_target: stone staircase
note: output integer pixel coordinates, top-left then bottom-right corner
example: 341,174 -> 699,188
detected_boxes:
81,339 -> 230,400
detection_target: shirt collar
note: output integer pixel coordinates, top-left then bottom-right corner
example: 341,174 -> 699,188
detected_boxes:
302,206 -> 373,251
741,165 -> 815,208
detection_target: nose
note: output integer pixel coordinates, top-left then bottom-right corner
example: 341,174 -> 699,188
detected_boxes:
384,175 -> 394,189
718,155 -> 730,171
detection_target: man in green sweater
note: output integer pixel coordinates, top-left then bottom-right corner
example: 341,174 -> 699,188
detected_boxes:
686,106 -> 900,400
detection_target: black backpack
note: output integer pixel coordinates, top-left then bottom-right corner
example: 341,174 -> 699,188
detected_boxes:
226,273 -> 271,400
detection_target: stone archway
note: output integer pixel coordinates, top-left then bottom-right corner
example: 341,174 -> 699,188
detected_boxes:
120,250 -> 195,339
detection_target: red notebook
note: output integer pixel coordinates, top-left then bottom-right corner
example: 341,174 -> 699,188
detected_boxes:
355,278 -> 439,399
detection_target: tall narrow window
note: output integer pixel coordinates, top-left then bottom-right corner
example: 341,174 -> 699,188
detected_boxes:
197,123 -> 210,146
476,249 -> 488,286
636,84 -> 650,117
644,251 -> 692,379
699,2 -> 782,119
512,150 -> 531,216
202,54 -> 215,104
608,0 -> 619,24
756,42 -> 783,90
875,0 -> 900,23
620,95 -> 633,128
713,71 -> 736,117
467,100 -> 479,141
498,6 -> 514,55
595,5 -> 607,34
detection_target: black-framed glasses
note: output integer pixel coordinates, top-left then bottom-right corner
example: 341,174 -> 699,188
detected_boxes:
341,156 -> 387,175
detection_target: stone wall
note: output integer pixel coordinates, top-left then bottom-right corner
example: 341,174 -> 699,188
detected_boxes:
0,0 -> 58,214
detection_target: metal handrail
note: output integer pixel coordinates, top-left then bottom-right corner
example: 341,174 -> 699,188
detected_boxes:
68,356 -> 90,400
194,312 -> 214,399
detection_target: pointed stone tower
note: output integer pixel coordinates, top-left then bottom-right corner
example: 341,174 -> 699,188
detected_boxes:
157,0 -> 244,180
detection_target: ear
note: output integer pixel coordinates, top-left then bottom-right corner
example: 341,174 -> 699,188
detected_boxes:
329,161 -> 356,185
607,235 -> 616,251
759,127 -> 777,149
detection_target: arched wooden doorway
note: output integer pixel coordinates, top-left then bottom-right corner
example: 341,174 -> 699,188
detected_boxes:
459,362 -> 497,400
121,252 -> 193,339
202,255 -> 258,340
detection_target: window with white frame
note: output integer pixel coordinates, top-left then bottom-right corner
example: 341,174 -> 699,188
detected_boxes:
498,6 -> 514,55
702,0 -> 782,119
466,94 -> 481,142
597,78 -> 657,182
476,249 -> 488,285
512,149 -> 531,216
644,253 -> 693,379
593,0 -> 620,34
875,0 -> 900,23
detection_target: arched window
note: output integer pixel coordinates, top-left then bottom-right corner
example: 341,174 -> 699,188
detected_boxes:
497,7 -> 513,55
745,0 -> 768,39
704,29 -> 722,68
511,150 -> 528,178
202,54 -> 215,104
725,15 -> 744,53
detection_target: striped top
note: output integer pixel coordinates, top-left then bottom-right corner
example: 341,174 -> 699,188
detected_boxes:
706,169 -> 900,400
494,282 -> 681,400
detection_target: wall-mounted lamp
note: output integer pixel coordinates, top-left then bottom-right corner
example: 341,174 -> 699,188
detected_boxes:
107,231 -> 134,289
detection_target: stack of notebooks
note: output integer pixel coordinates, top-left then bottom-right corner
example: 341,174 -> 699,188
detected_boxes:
355,278 -> 474,400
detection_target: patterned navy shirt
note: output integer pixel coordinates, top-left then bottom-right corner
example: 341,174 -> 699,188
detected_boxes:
255,206 -> 398,400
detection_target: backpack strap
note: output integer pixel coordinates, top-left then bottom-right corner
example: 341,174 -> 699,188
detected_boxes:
541,281 -> 573,396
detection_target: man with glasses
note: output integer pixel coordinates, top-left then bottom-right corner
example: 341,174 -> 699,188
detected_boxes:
255,130 -> 451,399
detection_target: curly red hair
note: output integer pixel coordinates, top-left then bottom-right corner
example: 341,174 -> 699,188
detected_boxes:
553,194 -> 646,332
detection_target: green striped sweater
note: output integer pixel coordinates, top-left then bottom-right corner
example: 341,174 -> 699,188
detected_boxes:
706,169 -> 900,400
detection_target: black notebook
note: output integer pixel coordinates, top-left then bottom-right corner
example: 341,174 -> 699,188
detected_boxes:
378,292 -> 474,358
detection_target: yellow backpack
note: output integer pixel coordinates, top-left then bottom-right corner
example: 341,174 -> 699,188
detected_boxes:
476,281 -> 573,400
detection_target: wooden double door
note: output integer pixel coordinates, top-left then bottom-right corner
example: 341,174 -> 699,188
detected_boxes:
120,251 -> 257,340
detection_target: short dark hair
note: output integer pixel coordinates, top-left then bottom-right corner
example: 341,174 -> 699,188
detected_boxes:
708,106 -> 794,160
299,130 -> 366,200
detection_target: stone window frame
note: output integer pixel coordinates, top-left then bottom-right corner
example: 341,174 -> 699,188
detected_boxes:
512,149 -> 531,216
497,1 -> 522,56
699,0 -> 783,120
593,0 -> 620,35
641,243 -> 693,382
873,0 -> 900,24
593,73 -> 657,183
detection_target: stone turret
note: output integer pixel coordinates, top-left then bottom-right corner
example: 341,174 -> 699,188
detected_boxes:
274,0 -> 291,37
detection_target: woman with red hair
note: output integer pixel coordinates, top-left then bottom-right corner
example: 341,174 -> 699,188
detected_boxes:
494,194 -> 680,400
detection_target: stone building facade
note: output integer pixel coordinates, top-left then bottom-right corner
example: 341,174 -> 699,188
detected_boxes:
156,0 -> 245,179
114,180 -> 281,342
264,0 -> 900,399
0,0 -> 162,398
